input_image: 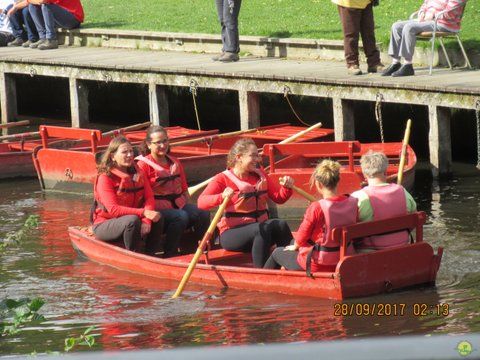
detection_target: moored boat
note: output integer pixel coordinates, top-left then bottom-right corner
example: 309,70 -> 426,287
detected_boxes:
68,211 -> 442,300
34,123 -> 334,193
33,125 -> 218,193
0,138 -> 44,179
263,141 -> 416,219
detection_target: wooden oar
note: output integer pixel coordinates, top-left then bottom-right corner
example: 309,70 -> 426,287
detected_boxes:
0,120 -> 30,129
397,119 -> 412,185
170,128 -> 258,147
102,121 -> 151,138
292,185 -> 316,202
0,130 -> 40,142
187,122 -> 323,196
172,194 -> 232,298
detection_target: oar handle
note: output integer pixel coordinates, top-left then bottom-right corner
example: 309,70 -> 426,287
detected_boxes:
172,195 -> 231,299
397,119 -> 412,185
292,185 -> 316,202
0,131 -> 40,142
278,122 -> 322,144
0,120 -> 30,129
103,121 -> 152,138
171,128 -> 258,147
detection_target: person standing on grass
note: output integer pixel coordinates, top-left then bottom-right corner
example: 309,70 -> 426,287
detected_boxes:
136,126 -> 211,258
382,0 -> 466,77
212,0 -> 241,63
263,160 -> 358,274
332,0 -> 384,75
27,0 -> 84,50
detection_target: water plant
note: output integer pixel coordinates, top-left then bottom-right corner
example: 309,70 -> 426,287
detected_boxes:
1,215 -> 40,250
64,326 -> 99,352
0,298 -> 45,336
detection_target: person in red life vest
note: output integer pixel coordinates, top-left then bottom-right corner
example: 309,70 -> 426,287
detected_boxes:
197,138 -> 294,268
92,136 -> 163,253
136,126 -> 210,257
351,151 -> 417,252
264,160 -> 358,274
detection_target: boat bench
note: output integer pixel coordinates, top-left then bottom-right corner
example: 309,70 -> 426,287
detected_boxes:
8,142 -> 39,151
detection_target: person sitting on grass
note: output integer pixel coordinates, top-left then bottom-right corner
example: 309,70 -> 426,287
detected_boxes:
382,0 -> 466,77
5,0 -> 39,47
351,151 -> 417,252
91,136 -> 163,255
27,0 -> 84,50
263,160 -> 358,274
198,138 -> 295,268
136,126 -> 210,258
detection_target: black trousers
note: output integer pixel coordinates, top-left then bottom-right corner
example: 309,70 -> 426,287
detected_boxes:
93,215 -> 163,253
218,219 -> 293,268
263,247 -> 302,270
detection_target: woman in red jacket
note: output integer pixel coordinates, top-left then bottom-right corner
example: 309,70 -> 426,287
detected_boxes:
197,138 -> 294,268
263,160 -> 358,274
136,126 -> 210,257
92,136 -> 163,253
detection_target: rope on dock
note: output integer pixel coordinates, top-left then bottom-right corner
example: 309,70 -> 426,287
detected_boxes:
375,93 -> 385,143
283,85 -> 312,127
189,78 -> 202,131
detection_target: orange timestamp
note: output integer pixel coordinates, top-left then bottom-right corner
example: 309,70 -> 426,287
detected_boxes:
333,303 -> 450,317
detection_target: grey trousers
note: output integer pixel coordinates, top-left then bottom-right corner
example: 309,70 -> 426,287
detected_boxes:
388,19 -> 452,61
93,215 -> 163,252
215,0 -> 242,53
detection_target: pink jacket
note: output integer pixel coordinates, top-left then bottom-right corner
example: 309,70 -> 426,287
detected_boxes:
419,0 -> 466,32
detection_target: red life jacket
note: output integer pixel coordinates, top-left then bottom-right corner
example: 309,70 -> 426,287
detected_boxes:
92,166 -> 145,222
298,196 -> 358,275
359,183 -> 409,250
217,169 -> 269,234
136,154 -> 187,210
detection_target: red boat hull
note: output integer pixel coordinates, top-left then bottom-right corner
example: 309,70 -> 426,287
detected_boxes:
0,140 -> 44,179
68,212 -> 441,300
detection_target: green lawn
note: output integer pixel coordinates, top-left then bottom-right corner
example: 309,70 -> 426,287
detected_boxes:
82,0 -> 479,49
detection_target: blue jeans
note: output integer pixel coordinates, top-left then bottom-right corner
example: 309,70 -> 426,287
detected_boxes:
28,3 -> 79,40
160,203 -> 210,257
8,6 -> 38,41
215,0 -> 242,53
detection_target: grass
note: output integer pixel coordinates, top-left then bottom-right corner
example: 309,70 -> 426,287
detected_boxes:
81,0 -> 479,50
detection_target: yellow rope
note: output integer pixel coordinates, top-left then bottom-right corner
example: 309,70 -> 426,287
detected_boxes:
283,86 -> 312,127
190,79 -> 202,131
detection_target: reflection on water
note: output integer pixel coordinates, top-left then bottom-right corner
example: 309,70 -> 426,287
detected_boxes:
1,163 -> 480,355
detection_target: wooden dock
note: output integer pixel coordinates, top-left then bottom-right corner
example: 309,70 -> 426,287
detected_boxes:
1,46 -> 479,175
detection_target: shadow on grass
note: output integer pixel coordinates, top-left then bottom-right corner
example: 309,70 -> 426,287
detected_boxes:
268,29 -> 341,39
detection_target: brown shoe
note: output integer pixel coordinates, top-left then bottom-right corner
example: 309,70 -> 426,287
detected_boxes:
368,63 -> 385,73
218,52 -> 239,62
347,65 -> 362,75
212,52 -> 225,61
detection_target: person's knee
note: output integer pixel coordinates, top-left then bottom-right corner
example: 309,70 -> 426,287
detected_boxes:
403,23 -> 418,35
391,21 -> 403,33
125,215 -> 141,228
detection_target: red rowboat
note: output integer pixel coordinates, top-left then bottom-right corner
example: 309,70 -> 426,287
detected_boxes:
33,125 -> 218,193
263,141 -> 416,219
34,124 -> 333,194
0,138 -> 44,179
68,211 -> 442,300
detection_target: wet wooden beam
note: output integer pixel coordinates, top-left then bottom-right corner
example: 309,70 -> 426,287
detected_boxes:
69,77 -> 89,128
428,105 -> 452,176
238,90 -> 260,130
0,73 -> 17,130
332,97 -> 355,141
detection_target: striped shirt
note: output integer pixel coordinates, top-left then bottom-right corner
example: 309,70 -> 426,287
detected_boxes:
419,0 -> 466,32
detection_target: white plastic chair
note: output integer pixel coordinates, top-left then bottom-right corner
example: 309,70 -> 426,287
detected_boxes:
410,2 -> 472,75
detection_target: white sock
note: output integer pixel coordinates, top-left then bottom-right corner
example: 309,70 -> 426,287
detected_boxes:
404,58 -> 413,65
392,58 -> 400,64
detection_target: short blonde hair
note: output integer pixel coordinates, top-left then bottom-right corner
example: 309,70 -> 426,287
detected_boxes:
310,159 -> 341,190
360,151 -> 388,178
226,138 -> 257,168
